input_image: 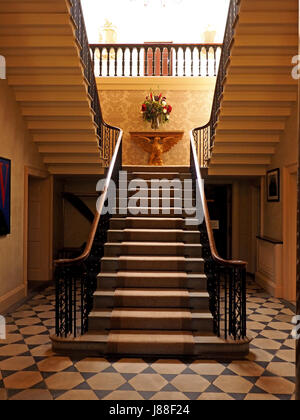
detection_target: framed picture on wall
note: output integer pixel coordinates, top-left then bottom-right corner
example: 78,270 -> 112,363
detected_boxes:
0,157 -> 11,236
267,168 -> 280,202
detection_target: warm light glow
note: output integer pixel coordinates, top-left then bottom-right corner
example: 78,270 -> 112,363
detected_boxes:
81,0 -> 230,44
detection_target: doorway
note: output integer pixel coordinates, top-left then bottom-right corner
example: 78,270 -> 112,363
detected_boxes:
24,168 -> 53,291
205,184 -> 232,260
283,164 -> 297,303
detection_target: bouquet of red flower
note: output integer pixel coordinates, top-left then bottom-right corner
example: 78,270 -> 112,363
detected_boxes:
141,92 -> 172,129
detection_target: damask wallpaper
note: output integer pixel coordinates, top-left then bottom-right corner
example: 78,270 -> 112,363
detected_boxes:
98,88 -> 215,165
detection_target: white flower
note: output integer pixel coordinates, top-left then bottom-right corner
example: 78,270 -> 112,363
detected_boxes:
162,101 -> 167,106
163,108 -> 167,114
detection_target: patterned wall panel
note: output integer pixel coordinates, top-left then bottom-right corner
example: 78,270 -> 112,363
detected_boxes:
98,89 -> 214,166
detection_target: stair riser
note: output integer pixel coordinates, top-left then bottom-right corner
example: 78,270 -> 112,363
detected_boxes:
123,189 -> 194,199
107,230 -> 201,244
104,244 -> 202,258
116,198 -> 196,207
110,218 -> 200,231
97,276 -> 207,290
115,209 -> 198,218
101,259 -> 204,273
127,173 -> 192,181
93,295 -> 210,310
89,315 -> 213,332
106,342 -> 194,356
123,166 -> 190,173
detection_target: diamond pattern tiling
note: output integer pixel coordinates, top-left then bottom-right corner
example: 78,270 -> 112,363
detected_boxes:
0,281 -> 296,400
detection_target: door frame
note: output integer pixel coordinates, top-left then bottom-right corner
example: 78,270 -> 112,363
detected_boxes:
283,162 -> 298,302
24,166 -> 53,295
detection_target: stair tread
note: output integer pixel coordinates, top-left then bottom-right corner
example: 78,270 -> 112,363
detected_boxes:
98,271 -> 207,278
107,330 -> 195,344
102,256 -> 204,261
90,308 -> 212,318
94,289 -> 209,298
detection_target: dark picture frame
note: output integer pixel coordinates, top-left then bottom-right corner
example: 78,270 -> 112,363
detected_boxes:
267,168 -> 280,202
0,157 -> 11,236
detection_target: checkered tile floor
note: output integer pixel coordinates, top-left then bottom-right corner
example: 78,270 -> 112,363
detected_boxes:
0,281 -> 296,400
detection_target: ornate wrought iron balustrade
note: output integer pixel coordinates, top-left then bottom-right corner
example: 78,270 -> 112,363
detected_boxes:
55,133 -> 122,338
90,43 -> 222,77
193,0 -> 239,167
70,0 -> 120,164
190,132 -> 247,340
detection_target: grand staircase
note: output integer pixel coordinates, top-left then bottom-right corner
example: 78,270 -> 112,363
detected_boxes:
52,166 -> 249,358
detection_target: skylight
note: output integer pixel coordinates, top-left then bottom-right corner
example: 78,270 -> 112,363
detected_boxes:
81,0 -> 230,44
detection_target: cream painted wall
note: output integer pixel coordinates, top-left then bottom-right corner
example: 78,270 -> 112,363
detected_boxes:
263,104 -> 299,240
98,77 -> 216,165
0,80 -> 46,312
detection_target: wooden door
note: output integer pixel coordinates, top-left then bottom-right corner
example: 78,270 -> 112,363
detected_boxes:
27,176 -> 52,283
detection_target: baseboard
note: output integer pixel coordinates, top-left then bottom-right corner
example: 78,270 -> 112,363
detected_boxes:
0,285 -> 27,314
255,272 -> 276,296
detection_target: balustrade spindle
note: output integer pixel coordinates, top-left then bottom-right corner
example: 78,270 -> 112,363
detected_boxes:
152,48 -> 155,76
114,48 -> 118,77
99,49 -> 103,76
206,48 -> 209,77
121,48 -> 125,76
137,49 -> 141,76
129,48 -> 133,77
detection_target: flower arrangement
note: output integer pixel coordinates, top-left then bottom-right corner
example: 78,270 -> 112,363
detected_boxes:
141,92 -> 172,129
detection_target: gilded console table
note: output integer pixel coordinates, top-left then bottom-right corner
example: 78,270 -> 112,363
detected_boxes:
130,131 -> 184,166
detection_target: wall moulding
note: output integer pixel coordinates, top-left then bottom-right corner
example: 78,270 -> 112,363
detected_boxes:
96,76 -> 216,91
255,237 -> 283,297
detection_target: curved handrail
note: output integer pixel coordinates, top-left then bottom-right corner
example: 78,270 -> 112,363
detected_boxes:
54,128 -> 123,267
190,130 -> 246,268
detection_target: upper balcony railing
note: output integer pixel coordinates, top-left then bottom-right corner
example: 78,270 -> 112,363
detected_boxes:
90,43 -> 222,78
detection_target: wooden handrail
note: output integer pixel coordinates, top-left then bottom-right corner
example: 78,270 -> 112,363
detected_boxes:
54,128 -> 123,267
90,43 -> 222,48
190,130 -> 247,268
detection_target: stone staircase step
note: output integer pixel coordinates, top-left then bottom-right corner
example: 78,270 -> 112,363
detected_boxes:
107,229 -> 201,243
51,330 -> 250,358
116,197 -> 196,207
122,188 -> 193,198
106,330 -> 195,355
97,271 -> 207,290
115,208 -> 197,218
100,256 -> 205,273
88,308 -> 214,331
109,217 -> 201,231
93,289 -> 210,309
104,242 -> 202,258
127,171 -> 192,181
